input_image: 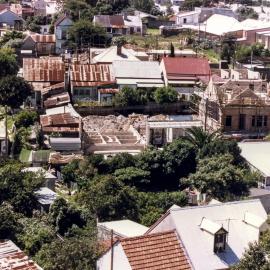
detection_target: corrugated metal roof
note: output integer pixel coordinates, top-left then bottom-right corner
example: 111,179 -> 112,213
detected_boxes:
23,58 -> 65,82
0,240 -> 42,270
94,15 -> 125,28
40,113 -> 80,127
43,92 -> 70,108
163,57 -> 211,77
71,64 -> 115,85
30,34 -> 55,43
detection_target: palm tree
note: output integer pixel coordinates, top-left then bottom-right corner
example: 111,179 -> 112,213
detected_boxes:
185,127 -> 220,149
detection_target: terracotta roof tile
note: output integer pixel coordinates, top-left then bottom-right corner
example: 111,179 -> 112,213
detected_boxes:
121,230 -> 191,270
0,240 -> 41,270
43,92 -> 70,108
40,113 -> 80,127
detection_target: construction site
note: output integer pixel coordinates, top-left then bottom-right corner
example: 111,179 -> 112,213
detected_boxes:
82,114 -> 202,155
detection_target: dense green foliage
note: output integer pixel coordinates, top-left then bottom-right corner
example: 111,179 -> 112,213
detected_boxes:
0,48 -> 19,79
236,6 -> 258,21
154,86 -> 178,104
0,76 -> 32,108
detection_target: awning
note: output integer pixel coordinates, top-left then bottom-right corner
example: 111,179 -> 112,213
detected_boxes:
137,83 -> 164,88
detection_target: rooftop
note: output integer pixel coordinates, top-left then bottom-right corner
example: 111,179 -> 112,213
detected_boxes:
0,240 -> 42,270
94,15 -> 125,28
71,64 -> 115,86
120,230 -> 191,270
92,46 -> 139,64
23,57 -> 65,83
162,57 -> 211,82
34,187 -> 57,205
98,220 -> 148,238
239,142 -> 270,177
148,199 -> 268,270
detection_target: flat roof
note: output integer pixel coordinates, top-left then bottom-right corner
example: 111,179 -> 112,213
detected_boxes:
34,187 -> 57,205
148,120 -> 202,128
238,142 -> 270,176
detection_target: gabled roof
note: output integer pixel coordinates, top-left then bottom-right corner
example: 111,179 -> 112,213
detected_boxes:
28,34 -> 55,43
92,46 -> 139,64
54,14 -> 72,27
147,199 -> 268,270
120,230 -> 191,270
94,15 -> 125,28
162,57 -> 211,83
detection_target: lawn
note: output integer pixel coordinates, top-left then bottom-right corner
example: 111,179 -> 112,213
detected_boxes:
19,149 -> 31,163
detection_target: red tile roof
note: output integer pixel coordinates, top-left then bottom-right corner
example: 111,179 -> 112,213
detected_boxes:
120,230 -> 191,270
163,57 -> 211,80
94,15 -> 125,28
0,240 -> 41,270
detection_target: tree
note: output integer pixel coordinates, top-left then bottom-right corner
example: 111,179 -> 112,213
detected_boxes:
170,42 -> 175,57
0,48 -> 19,79
184,154 -> 249,201
0,76 -> 32,108
236,6 -> 258,21
114,167 -> 150,190
35,236 -> 99,270
64,0 -> 93,21
0,31 -> 24,47
221,35 -> 237,64
137,191 -> 188,226
184,126 -> 220,150
0,162 -> 43,216
14,110 -> 38,129
18,217 -> 55,256
232,242 -> 269,270
131,0 -> 155,13
0,204 -> 22,241
76,176 -> 139,222
61,160 -> 80,194
154,86 -> 178,104
113,87 -> 144,106
49,198 -> 86,235
69,19 -> 109,47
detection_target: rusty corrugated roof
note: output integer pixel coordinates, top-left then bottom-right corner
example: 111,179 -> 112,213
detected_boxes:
23,58 -> 65,83
30,34 -> 55,43
44,92 -> 70,108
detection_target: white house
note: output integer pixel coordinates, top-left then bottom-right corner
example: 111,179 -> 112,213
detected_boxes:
97,230 -> 191,270
54,15 -> 73,54
147,199 -> 268,270
239,142 -> 270,189
176,11 -> 200,26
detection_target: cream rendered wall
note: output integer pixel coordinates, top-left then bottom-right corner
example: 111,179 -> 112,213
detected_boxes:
97,242 -> 132,270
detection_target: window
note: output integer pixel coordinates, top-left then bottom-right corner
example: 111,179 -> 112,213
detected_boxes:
252,115 -> 256,127
239,114 -> 246,130
225,115 -> 232,127
249,84 -> 254,90
214,231 -> 227,253
264,116 -> 268,127
183,18 -> 187,24
257,115 -> 263,127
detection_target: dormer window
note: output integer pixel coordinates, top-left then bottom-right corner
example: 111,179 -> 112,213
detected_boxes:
200,217 -> 228,253
214,229 -> 227,253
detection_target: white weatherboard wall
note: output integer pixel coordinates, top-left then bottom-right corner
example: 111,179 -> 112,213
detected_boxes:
97,242 -> 132,270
